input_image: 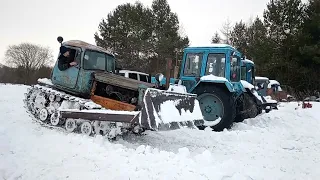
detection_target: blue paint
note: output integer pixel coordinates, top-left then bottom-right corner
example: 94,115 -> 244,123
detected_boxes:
197,93 -> 224,121
51,44 -> 115,97
155,45 -> 246,97
174,44 -> 248,122
241,59 -> 255,84
179,45 -> 242,94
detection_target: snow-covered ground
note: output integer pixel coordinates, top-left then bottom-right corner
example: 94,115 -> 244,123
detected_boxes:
1,84 -> 320,180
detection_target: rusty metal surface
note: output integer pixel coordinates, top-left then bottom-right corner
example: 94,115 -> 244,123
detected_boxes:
62,40 -> 114,56
91,95 -> 136,111
94,72 -> 155,91
60,110 -> 139,123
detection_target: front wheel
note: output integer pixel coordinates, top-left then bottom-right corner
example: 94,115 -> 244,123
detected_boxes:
195,85 -> 236,131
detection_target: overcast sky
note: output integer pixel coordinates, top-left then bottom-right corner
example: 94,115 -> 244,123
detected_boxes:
0,0 -> 271,64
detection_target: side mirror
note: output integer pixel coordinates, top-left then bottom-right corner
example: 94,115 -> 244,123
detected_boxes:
154,73 -> 164,89
155,73 -> 164,83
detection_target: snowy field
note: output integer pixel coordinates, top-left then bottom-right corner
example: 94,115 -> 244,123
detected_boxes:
1,84 -> 320,180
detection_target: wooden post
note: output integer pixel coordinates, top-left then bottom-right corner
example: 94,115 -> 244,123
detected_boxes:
165,58 -> 173,89
174,66 -> 179,79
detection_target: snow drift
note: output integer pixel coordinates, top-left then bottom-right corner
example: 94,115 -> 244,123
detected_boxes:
1,84 -> 320,180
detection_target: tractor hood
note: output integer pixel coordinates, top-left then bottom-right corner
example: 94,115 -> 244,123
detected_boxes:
94,72 -> 155,91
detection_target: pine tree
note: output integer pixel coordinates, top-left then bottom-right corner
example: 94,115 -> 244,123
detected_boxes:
151,0 -> 189,74
294,0 -> 320,91
245,17 -> 272,74
262,0 -> 305,85
94,2 -> 155,71
94,0 -> 188,74
211,31 -> 222,43
230,20 -> 248,56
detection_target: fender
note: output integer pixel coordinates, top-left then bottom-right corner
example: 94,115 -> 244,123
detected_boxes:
189,75 -> 235,93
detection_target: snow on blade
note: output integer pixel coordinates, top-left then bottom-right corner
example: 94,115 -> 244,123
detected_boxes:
157,100 -> 203,124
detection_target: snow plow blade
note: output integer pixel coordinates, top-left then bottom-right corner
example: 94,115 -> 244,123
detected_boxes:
59,88 -> 204,131
138,88 -> 204,131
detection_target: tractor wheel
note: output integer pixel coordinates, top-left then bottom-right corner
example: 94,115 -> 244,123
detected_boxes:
234,92 -> 259,122
195,85 -> 236,131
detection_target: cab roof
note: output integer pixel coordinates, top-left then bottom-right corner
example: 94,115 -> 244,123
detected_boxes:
186,43 -> 237,49
62,40 -> 114,56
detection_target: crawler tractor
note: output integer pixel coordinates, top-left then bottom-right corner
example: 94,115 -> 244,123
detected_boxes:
23,37 -> 203,139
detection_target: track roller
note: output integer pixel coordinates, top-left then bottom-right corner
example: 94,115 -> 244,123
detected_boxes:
39,108 -> 49,121
65,118 -> 76,132
80,122 -> 92,135
50,112 -> 60,126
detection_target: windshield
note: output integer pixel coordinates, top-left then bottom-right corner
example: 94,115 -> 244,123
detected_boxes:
205,53 -> 226,77
83,50 -> 115,72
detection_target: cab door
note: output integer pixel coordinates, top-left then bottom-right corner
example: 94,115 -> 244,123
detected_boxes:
51,47 -> 81,89
179,50 -> 205,92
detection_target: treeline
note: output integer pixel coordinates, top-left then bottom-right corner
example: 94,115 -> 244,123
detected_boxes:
0,42 -> 53,85
1,0 -> 319,95
223,0 -> 320,92
94,0 -> 188,75
0,65 -> 52,84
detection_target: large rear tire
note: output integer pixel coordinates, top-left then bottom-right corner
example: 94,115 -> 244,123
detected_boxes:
195,85 -> 236,131
234,92 -> 259,122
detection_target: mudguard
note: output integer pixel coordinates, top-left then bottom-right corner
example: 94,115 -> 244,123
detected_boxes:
240,80 -> 278,110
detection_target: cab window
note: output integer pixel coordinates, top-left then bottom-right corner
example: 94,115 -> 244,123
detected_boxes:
183,53 -> 203,76
139,74 -> 148,82
205,53 -> 226,77
129,73 -> 138,80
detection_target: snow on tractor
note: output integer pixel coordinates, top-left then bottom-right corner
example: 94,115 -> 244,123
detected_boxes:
23,37 -> 204,139
159,44 -> 272,131
240,59 -> 278,112
254,75 -> 291,102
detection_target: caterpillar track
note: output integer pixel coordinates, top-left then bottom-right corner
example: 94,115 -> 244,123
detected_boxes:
23,84 -> 143,140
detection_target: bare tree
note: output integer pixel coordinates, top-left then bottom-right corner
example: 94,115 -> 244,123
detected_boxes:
220,18 -> 233,44
4,43 -> 53,84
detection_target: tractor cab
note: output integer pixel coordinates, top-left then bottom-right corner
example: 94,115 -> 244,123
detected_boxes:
51,37 -> 116,97
241,59 -> 255,85
179,44 -> 244,93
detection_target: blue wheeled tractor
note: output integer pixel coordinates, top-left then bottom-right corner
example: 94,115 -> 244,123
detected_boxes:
171,44 -> 267,131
